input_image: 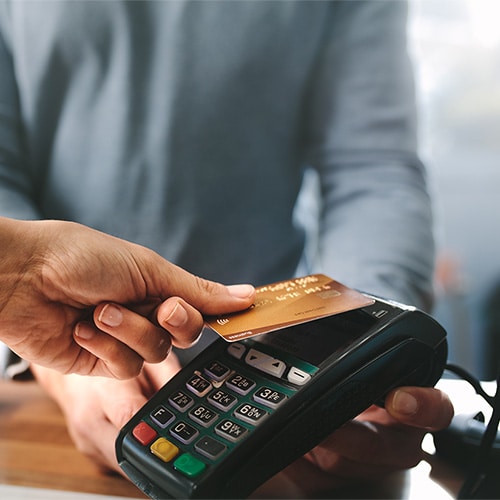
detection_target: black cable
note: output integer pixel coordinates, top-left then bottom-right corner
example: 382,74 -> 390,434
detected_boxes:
445,363 -> 495,408
455,366 -> 500,499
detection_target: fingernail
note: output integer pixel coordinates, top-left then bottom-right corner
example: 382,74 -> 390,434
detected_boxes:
74,322 -> 94,340
165,302 -> 188,328
98,304 -> 123,328
392,390 -> 418,416
227,284 -> 255,299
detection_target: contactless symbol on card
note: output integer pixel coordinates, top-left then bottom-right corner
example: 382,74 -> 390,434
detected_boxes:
205,274 -> 374,342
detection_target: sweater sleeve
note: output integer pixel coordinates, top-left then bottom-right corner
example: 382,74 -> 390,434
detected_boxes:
304,1 -> 434,310
0,12 -> 40,220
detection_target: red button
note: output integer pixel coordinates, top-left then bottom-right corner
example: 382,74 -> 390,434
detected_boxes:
132,422 -> 157,445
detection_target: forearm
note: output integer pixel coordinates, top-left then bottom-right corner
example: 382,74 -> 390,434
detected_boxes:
316,157 -> 435,310
303,1 -> 433,308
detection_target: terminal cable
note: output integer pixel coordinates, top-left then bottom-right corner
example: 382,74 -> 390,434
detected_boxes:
443,363 -> 500,499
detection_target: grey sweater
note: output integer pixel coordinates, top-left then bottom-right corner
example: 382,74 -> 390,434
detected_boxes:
0,0 -> 434,309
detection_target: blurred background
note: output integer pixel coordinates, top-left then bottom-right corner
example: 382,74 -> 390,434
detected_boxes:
409,0 -> 500,380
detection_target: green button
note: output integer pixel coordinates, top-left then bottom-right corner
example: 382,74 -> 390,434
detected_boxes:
174,453 -> 206,477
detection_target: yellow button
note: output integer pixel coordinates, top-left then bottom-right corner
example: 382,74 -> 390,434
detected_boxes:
150,437 -> 179,462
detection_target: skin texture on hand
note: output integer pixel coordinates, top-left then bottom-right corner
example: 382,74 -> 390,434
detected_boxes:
0,217 -> 255,378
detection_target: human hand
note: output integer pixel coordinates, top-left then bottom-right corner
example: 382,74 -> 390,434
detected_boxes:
298,386 -> 453,482
30,358 -> 181,472
0,217 -> 255,378
253,387 -> 455,498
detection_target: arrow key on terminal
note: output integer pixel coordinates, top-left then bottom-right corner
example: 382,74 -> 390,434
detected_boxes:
245,348 -> 286,378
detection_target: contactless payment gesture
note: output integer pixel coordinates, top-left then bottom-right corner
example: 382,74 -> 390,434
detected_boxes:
116,275 -> 447,499
205,274 -> 374,341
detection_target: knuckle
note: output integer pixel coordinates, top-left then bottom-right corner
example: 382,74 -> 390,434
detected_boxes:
146,335 -> 172,363
102,344 -> 143,378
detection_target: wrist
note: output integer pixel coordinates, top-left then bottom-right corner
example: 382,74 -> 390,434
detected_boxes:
0,217 -> 41,334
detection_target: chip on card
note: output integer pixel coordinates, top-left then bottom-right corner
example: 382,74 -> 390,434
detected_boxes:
205,274 -> 374,342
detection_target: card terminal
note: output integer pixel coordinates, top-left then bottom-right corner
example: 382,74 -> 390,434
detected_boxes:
116,293 -> 447,499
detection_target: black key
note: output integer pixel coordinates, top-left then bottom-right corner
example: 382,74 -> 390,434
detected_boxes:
195,436 -> 227,460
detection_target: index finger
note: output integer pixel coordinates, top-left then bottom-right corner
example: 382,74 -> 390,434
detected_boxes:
385,386 -> 454,431
137,248 -> 256,315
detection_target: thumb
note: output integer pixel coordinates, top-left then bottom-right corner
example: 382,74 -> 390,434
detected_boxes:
385,387 -> 454,431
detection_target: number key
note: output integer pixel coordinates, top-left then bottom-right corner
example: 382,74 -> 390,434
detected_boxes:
234,403 -> 268,425
207,389 -> 237,411
204,361 -> 230,381
168,390 -> 194,412
253,387 -> 288,409
186,373 -> 212,397
189,405 -> 219,427
215,419 -> 248,443
170,421 -> 199,444
225,373 -> 255,395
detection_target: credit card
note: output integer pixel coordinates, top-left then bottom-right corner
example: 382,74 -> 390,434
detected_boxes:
205,274 -> 374,342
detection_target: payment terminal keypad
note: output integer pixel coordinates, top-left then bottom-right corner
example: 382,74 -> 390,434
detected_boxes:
128,340 -> 317,481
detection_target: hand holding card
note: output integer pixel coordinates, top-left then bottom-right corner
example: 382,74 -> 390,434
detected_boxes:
205,274 -> 374,342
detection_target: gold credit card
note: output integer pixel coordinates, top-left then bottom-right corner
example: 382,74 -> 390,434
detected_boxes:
205,274 -> 374,342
